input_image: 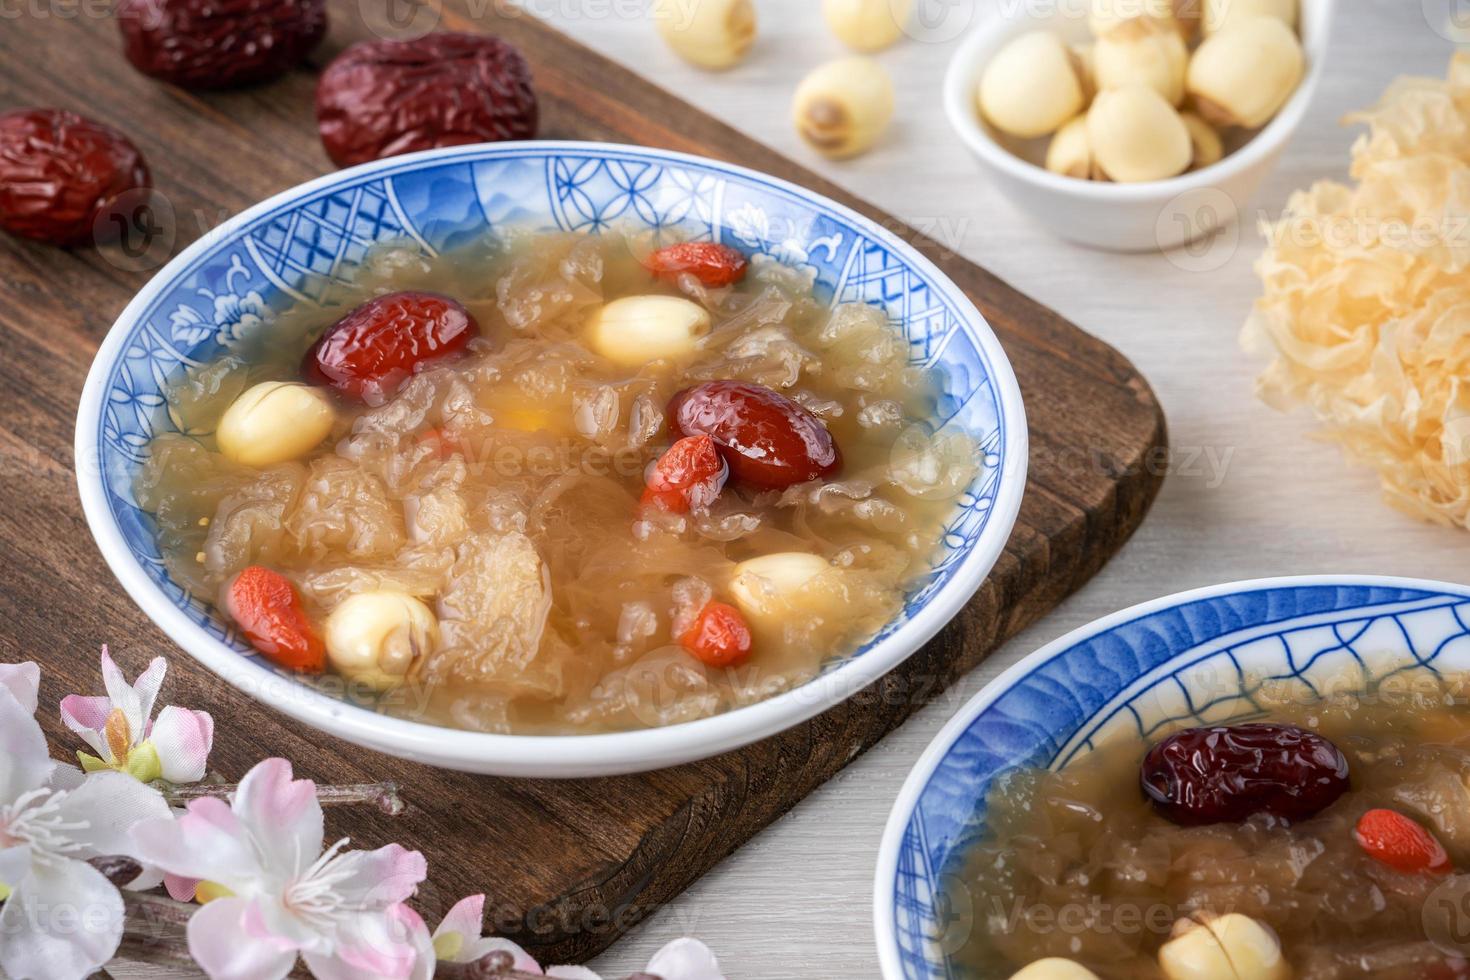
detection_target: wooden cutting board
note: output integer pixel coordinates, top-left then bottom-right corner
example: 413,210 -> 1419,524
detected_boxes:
0,2 -> 1167,965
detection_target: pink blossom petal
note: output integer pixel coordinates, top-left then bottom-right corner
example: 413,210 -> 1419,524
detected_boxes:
331,903 -> 422,978
131,796 -> 262,892
131,656 -> 168,730
242,896 -> 320,952
323,842 -> 427,909
0,844 -> 32,891
643,938 -> 726,980
187,897 -> 298,980
164,872 -> 199,902
59,694 -> 112,761
545,967 -> 601,979
0,684 -> 52,801
0,854 -> 124,980
57,771 -> 172,867
304,948 -> 414,980
47,762 -> 84,791
0,661 -> 39,715
233,758 -> 323,877
98,647 -> 145,739
150,705 -> 213,783
403,905 -> 437,980
432,894 -> 486,951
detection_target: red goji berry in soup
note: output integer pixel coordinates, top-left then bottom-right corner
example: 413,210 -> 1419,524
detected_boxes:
642,435 -> 729,514
1354,808 -> 1452,875
644,242 -> 749,288
224,567 -> 325,673
679,602 -> 753,668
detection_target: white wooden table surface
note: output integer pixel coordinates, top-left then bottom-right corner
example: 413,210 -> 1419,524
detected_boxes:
110,2 -> 1465,978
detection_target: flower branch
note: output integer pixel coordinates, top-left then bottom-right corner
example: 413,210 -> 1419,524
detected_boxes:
0,651 -> 724,980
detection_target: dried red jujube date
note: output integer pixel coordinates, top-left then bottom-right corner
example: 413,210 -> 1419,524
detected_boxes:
315,32 -> 538,168
1141,722 -> 1350,826
116,0 -> 327,90
668,381 -> 842,489
0,109 -> 151,247
303,290 -> 479,404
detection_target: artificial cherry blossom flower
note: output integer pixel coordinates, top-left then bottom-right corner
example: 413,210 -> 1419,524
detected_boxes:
0,662 -> 172,980
405,896 -> 725,980
0,661 -> 39,714
405,896 -> 560,979
131,757 -> 427,980
642,938 -> 727,980
61,646 -> 213,784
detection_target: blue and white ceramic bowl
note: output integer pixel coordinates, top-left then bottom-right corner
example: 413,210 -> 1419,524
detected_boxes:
875,575 -> 1470,978
74,142 -> 1027,778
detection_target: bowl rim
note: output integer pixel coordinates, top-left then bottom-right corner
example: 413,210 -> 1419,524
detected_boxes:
871,572 -> 1470,979
942,0 -> 1338,202
74,139 -> 1029,779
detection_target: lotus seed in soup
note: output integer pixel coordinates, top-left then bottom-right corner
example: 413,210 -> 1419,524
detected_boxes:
946,681 -> 1470,980
135,230 -> 975,734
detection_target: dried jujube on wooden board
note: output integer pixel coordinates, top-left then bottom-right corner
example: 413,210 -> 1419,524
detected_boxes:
315,32 -> 539,168
116,0 -> 327,89
0,108 -> 150,246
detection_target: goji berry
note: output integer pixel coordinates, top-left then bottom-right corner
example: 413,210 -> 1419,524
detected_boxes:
679,601 -> 752,668
668,381 -> 841,489
644,242 -> 749,288
224,566 -> 324,673
642,434 -> 728,513
1354,808 -> 1452,875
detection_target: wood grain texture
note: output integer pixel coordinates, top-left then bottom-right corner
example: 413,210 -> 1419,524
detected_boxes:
0,0 -> 1164,967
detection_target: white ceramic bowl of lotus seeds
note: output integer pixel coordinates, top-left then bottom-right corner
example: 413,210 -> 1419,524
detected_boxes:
944,0 -> 1335,252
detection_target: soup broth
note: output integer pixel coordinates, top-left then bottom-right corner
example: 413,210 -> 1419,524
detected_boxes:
136,229 -> 976,734
945,679 -> 1470,979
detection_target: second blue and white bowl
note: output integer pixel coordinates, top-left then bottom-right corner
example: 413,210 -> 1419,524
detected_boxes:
876,575 -> 1470,978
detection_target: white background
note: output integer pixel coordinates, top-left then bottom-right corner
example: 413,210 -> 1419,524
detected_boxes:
112,1 -> 1465,977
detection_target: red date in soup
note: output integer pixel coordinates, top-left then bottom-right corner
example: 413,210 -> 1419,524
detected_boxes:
303,291 -> 478,403
668,381 -> 841,489
1140,723 -> 1350,826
